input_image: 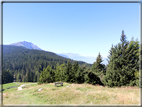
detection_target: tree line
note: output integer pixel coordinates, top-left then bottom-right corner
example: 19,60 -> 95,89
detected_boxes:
2,45 -> 91,84
3,31 -> 141,87
38,30 -> 140,87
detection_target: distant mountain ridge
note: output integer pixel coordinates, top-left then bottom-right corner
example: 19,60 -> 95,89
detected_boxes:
58,53 -> 108,65
57,53 -> 95,64
9,41 -> 42,50
57,54 -> 69,58
3,45 -> 92,69
9,41 -> 107,65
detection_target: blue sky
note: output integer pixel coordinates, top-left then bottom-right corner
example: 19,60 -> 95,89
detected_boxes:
3,3 -> 139,58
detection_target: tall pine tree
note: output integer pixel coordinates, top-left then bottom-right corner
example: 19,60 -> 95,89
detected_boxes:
64,60 -> 72,83
104,31 -> 139,87
72,61 -> 79,83
91,53 -> 106,84
38,65 -> 55,84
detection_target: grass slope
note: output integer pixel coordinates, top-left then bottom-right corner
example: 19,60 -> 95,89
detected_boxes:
3,82 -> 140,105
3,83 -> 18,89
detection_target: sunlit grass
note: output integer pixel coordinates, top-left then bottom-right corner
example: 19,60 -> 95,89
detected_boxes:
2,83 -> 18,89
3,82 -> 140,105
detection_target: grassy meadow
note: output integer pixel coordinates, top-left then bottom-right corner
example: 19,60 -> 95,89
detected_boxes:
3,82 -> 140,105
2,83 -> 19,89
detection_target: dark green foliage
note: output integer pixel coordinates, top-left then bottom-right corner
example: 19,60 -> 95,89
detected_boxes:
84,71 -> 103,85
38,61 -> 102,85
75,67 -> 84,83
59,63 -> 66,82
33,75 -> 37,82
104,31 -> 139,87
3,45 -> 92,83
26,72 -> 34,82
54,63 -> 61,82
91,53 -> 103,75
91,53 -> 106,84
38,65 -> 55,84
64,60 -> 73,83
104,44 -> 122,87
16,73 -> 22,82
72,61 -> 79,83
2,70 -> 13,84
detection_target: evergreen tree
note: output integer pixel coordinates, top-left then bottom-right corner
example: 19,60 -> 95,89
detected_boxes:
26,71 -> 33,82
85,71 -> 103,85
126,38 -> 139,86
33,74 -> 37,82
72,61 -> 79,83
107,44 -> 114,67
104,44 -> 122,87
38,69 -> 45,84
91,53 -> 106,84
75,67 -> 84,83
94,53 -> 105,73
16,73 -> 19,82
64,60 -> 72,82
104,31 -> 139,87
36,71 -> 40,82
54,63 -> 61,82
17,74 -> 22,82
59,63 -> 65,82
2,70 -> 13,84
128,38 -> 139,79
50,67 -> 55,82
16,73 -> 22,82
38,65 -> 54,84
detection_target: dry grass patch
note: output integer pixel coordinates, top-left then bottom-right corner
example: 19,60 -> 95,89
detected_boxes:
116,92 -> 139,104
99,87 -> 140,104
3,82 -> 140,105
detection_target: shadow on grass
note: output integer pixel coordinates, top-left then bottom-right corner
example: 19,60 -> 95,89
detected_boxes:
55,85 -> 64,87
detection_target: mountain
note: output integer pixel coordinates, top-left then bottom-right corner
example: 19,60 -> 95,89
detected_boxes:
58,53 -> 95,64
9,41 -> 42,50
57,53 -> 108,65
3,45 -> 92,82
8,41 -> 108,64
3,45 -> 92,71
57,54 -> 69,58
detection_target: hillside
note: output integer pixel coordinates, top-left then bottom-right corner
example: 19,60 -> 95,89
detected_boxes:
3,45 -> 92,82
3,45 -> 92,66
9,41 -> 108,64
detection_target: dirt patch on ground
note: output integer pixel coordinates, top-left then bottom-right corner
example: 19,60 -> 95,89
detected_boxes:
116,93 -> 136,104
74,90 -> 83,94
87,90 -> 102,95
119,86 -> 139,90
46,87 -> 50,90
38,84 -> 45,86
3,93 -> 8,97
28,87 -> 34,89
11,94 -> 14,96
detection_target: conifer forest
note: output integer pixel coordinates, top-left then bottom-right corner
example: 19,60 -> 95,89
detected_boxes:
2,31 -> 141,87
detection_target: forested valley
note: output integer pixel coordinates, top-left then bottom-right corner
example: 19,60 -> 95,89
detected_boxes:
2,31 -> 141,87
